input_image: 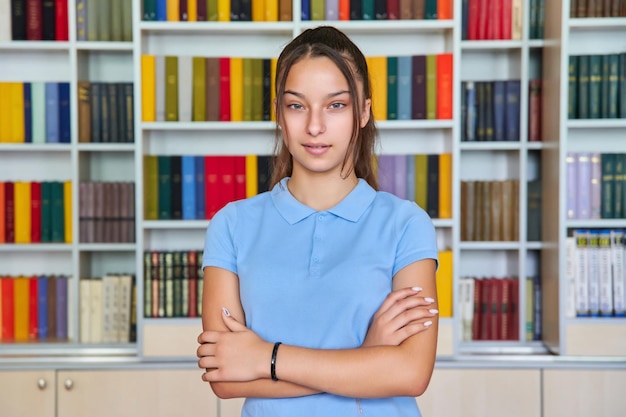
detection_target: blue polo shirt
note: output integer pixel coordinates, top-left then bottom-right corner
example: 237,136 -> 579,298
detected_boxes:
203,177 -> 438,417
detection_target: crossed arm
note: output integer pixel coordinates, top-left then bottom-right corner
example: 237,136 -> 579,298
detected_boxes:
197,258 -> 438,399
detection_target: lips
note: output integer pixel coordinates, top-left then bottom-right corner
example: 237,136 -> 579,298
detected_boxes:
303,143 -> 330,155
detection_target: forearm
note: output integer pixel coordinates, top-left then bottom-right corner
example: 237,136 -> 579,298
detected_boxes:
210,379 -> 320,399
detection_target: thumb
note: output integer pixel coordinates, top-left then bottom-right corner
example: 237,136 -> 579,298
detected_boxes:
221,307 -> 247,332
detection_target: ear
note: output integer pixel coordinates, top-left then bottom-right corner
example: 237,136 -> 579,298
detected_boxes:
360,98 -> 372,128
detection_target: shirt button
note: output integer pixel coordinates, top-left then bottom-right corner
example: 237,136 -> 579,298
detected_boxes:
318,214 -> 324,221
313,257 -> 319,263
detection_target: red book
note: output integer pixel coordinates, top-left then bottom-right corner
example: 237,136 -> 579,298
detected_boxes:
467,0 -> 479,40
26,0 -> 43,40
436,53 -> 453,119
219,58 -> 231,121
5,182 -> 15,243
528,79 -> 542,142
1,278 -> 15,341
501,0 -> 512,39
29,276 -> 39,340
489,0 -> 502,39
477,0 -> 488,40
489,278 -> 502,340
0,181 -> 5,243
31,181 -> 42,242
197,0 -> 207,20
437,0 -> 452,19
387,0 -> 400,19
204,156 -> 221,219
472,278 -> 482,340
234,156 -> 247,201
218,156 -> 236,211
179,0 -> 189,20
54,0 -> 68,40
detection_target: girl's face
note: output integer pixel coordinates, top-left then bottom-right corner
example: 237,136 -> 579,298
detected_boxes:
279,56 -> 371,180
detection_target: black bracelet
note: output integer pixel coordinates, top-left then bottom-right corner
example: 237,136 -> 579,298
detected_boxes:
271,342 -> 282,381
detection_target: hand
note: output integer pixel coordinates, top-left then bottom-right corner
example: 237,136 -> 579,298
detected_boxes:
197,309 -> 273,382
362,287 -> 437,347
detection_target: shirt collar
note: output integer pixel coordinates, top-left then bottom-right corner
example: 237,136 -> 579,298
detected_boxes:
271,177 -> 376,225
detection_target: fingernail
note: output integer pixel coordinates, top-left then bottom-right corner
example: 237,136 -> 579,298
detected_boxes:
424,321 -> 433,327
429,309 -> 439,314
222,307 -> 231,317
425,297 -> 435,303
411,286 -> 423,291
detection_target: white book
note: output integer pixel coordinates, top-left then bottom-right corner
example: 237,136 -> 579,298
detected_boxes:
0,0 -> 10,41
598,230 -> 614,316
587,230 -> 600,316
613,230 -> 626,316
117,274 -> 133,343
461,278 -> 475,342
102,275 -> 119,343
512,0 -> 524,40
178,55 -> 193,122
574,229 -> 590,316
79,279 -> 92,343
90,279 -> 104,343
564,237 -> 577,318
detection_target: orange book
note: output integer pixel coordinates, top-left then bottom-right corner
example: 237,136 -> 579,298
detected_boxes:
245,155 -> 258,197
367,56 -> 388,121
0,181 -> 5,243
13,181 -> 31,243
252,0 -> 265,21
437,0 -> 452,19
9,82 -> 25,143
230,57 -> 244,122
270,57 -> 277,121
438,153 -> 452,219
63,181 -> 72,243
218,0 -> 231,21
1,278 -> 14,341
13,276 -> 29,342
167,0 -> 180,21
339,0 -> 350,19
188,0 -> 197,21
141,55 -> 156,122
436,53 -> 453,119
265,0 -> 278,21
436,250 -> 453,317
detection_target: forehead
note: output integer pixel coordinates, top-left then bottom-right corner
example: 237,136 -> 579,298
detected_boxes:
286,56 -> 348,83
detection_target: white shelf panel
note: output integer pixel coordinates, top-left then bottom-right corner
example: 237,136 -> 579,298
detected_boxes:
0,344 -> 137,359
459,242 -> 521,250
566,219 -> 626,229
457,341 -> 548,355
143,220 -> 209,230
460,141 -> 522,151
461,40 -> 524,50
300,19 -> 454,33
75,41 -> 134,51
567,119 -> 626,129
139,21 -> 294,34
0,144 -> 72,152
569,17 -> 626,29
141,121 -> 276,131
0,41 -> 71,50
0,244 -> 72,252
77,143 -> 136,152
78,244 -> 137,252
432,219 -> 454,228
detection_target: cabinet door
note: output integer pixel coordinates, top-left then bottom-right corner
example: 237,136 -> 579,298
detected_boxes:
543,369 -> 626,417
0,370 -> 56,417
57,369 -> 218,417
417,368 -> 541,417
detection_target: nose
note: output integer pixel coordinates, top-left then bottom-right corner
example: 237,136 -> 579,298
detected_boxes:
306,107 -> 326,137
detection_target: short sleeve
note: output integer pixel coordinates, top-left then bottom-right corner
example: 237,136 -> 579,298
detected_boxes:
392,203 -> 439,277
202,203 -> 238,274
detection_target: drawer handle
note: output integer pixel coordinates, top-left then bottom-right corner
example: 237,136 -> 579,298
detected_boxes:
38,378 -> 47,390
64,379 -> 74,391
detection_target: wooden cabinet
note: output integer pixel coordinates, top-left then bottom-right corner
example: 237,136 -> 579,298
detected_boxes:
0,370 -> 56,417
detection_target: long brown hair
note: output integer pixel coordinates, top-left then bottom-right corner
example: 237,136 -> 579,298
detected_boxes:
269,26 -> 379,190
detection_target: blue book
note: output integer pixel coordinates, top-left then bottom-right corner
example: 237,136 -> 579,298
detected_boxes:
37,276 -> 49,339
156,0 -> 167,21
182,155 -> 197,220
492,81 -> 506,141
23,83 -> 32,143
505,80 -> 521,141
461,0 -> 469,40
58,82 -> 71,143
195,156 -> 206,219
301,0 -> 310,20
45,83 -> 59,143
397,56 -> 412,120
56,275 -> 68,339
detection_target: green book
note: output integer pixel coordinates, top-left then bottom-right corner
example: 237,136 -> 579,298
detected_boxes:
50,181 -> 65,243
601,153 -> 615,219
424,0 -> 437,19
426,54 -> 437,120
311,0 -> 325,20
111,0 -> 123,41
144,155 -> 159,220
577,55 -> 590,119
621,53 -> 626,118
614,153 -> 625,218
362,0 -> 374,19
165,56 -> 179,121
601,55 -> 611,118
568,55 -> 578,119
608,54 -> 620,119
589,55 -> 602,119
207,0 -> 218,21
386,57 -> 398,120
242,58 -> 253,121
192,57 -> 206,122
414,154 -> 428,210
157,155 -> 172,220
98,0 -> 110,41
251,58 -> 264,122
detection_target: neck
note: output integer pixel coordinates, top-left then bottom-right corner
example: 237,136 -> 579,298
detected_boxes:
287,173 -> 359,211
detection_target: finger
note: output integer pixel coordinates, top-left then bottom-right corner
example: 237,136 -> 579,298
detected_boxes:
197,331 -> 219,344
376,287 -> 423,317
221,307 -> 248,332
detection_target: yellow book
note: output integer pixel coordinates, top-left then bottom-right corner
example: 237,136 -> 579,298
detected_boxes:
218,0 -> 231,21
14,181 -> 31,243
245,155 -> 258,197
167,0 -> 180,21
144,155 -> 159,220
230,57 -> 244,122
0,83 -> 11,142
270,57 -> 277,121
188,0 -> 197,21
192,57 -> 206,121
414,154 -> 428,210
141,55 -> 156,122
438,153 -> 452,219
367,56 -> 387,121
9,82 -> 25,143
426,54 -> 437,120
264,0 -> 278,21
252,0 -> 265,21
63,181 -> 72,243
436,250 -> 453,318
14,276 -> 30,342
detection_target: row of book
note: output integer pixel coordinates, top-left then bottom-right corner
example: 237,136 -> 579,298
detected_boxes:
459,276 -> 542,342
140,54 -> 454,123
79,182 -> 136,244
0,275 -> 69,342
143,250 -> 204,319
460,80 -> 525,142
0,82 -> 70,144
567,230 -> 626,318
79,274 -> 136,344
462,0 -> 538,41
1,181 -> 71,244
144,154 -> 272,221
377,154 -> 452,220
566,152 -> 626,220
77,82 -> 135,143
76,0 -> 133,42
568,53 -> 626,120
460,179 -> 521,242
3,0 -> 68,41
141,0 -> 452,22
570,0 -> 626,17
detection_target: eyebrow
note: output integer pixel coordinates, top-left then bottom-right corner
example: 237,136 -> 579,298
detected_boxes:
283,90 -> 350,99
